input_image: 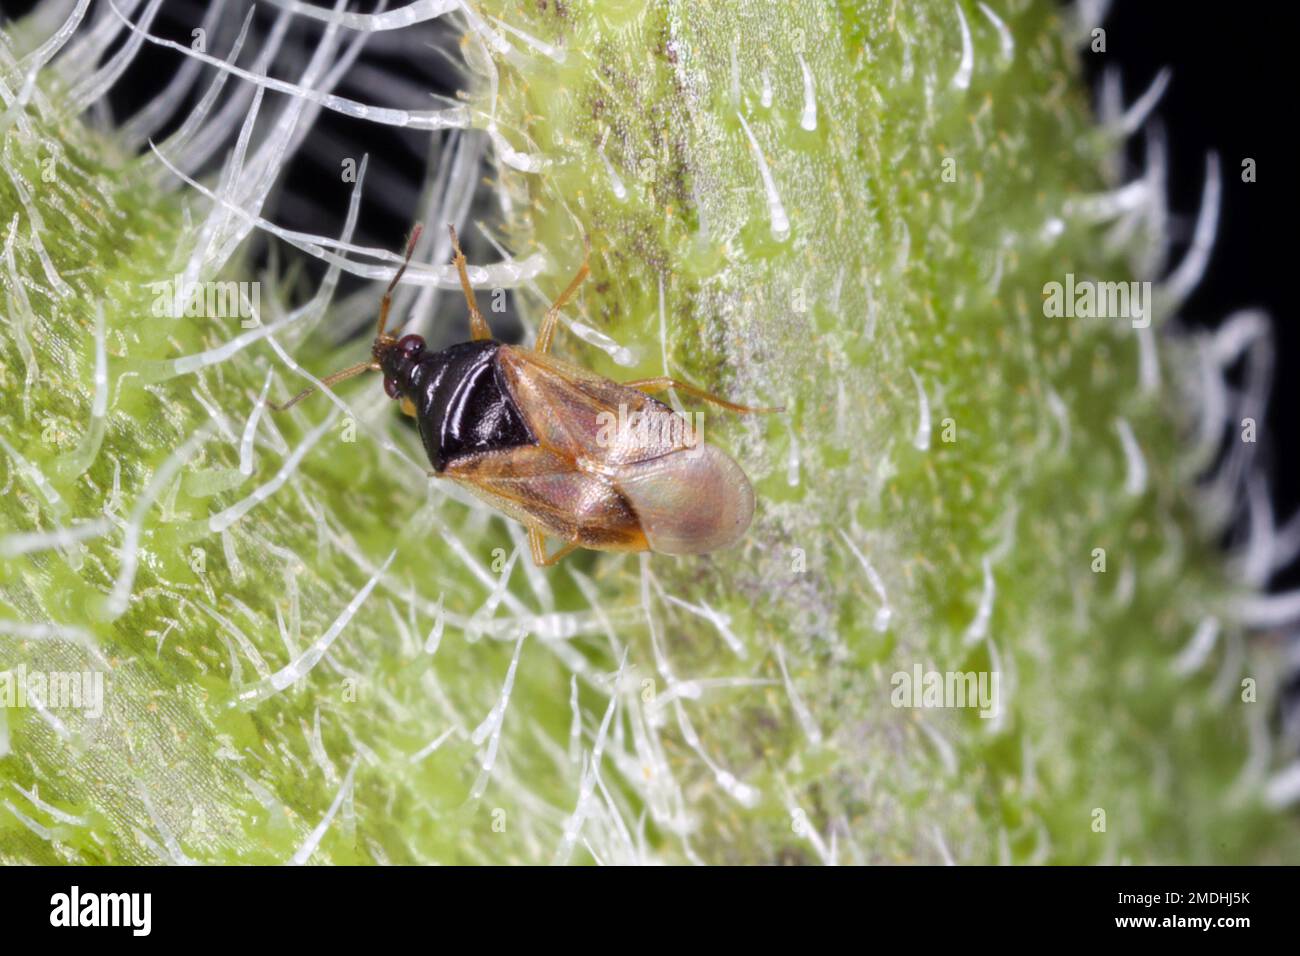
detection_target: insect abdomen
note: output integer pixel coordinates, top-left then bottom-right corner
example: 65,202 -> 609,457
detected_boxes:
406,341 -> 536,471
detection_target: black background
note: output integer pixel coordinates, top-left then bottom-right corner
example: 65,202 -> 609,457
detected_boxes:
1078,3 -> 1300,588
0,863 -> 1283,936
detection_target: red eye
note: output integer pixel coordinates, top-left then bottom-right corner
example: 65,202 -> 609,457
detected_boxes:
397,334 -> 424,356
383,376 -> 400,399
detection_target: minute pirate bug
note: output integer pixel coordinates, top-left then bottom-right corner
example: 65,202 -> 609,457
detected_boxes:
273,225 -> 780,566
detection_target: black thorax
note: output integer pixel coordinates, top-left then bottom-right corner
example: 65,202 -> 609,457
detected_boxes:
384,340 -> 535,472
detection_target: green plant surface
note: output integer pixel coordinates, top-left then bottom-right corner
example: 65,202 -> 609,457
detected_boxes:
0,0 -> 1295,864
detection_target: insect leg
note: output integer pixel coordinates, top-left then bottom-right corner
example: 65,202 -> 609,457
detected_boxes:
447,224 -> 493,341
528,528 -> 579,567
621,377 -> 784,414
535,240 -> 590,355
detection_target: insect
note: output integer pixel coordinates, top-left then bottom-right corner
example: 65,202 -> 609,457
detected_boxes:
274,225 -> 778,566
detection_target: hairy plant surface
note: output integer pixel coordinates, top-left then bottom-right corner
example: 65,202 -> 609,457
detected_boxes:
0,0 -> 1296,864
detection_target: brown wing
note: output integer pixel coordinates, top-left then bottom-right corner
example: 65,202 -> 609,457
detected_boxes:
445,444 -> 648,552
495,346 -> 700,468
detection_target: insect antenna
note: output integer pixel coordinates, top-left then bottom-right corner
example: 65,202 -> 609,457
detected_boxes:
376,224 -> 424,342
269,361 -> 379,412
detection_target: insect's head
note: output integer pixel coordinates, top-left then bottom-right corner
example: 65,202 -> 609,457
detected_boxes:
375,333 -> 425,399
268,226 -> 425,413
